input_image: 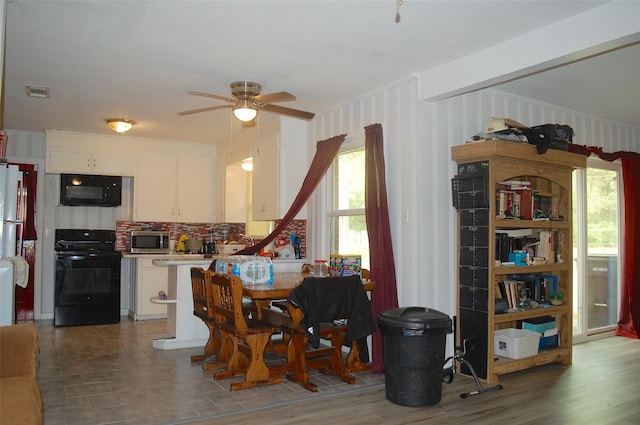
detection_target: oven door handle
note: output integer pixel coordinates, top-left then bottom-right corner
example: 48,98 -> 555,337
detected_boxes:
57,255 -> 91,261
57,254 -> 119,261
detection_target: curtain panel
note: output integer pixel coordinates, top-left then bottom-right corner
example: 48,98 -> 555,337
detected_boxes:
364,123 -> 399,372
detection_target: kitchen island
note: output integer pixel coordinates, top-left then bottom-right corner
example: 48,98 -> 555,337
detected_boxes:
150,257 -> 307,350
150,256 -> 214,350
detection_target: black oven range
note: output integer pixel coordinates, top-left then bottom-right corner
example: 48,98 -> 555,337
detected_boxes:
54,229 -> 121,327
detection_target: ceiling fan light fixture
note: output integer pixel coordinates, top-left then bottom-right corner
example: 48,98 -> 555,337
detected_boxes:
233,99 -> 257,122
106,119 -> 135,133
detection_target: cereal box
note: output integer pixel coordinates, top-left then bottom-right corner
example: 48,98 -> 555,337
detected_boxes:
329,254 -> 362,277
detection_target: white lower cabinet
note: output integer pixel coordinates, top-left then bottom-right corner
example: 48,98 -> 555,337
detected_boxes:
130,258 -> 169,320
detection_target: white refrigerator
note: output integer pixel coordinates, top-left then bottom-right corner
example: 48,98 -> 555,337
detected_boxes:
0,163 -> 21,325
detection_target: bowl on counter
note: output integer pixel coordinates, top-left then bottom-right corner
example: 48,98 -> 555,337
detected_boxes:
215,244 -> 246,254
184,238 -> 204,254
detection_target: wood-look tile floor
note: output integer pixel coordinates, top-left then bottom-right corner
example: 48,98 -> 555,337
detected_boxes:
34,318 -> 640,425
194,333 -> 640,425
35,318 -> 385,425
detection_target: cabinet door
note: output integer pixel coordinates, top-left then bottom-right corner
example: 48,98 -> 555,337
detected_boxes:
176,154 -> 215,223
48,150 -> 133,176
224,162 -> 248,223
47,151 -> 93,173
252,121 -> 280,220
92,152 -> 133,176
134,152 -> 177,221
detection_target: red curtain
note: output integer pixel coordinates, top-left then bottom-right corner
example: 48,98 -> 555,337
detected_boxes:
365,124 -> 399,372
568,144 -> 640,338
235,134 -> 346,255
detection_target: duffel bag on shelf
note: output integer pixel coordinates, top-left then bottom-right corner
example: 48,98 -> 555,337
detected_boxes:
520,124 -> 574,154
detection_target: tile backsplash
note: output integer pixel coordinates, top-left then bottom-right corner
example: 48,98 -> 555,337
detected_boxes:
115,221 -> 245,251
115,219 -> 306,258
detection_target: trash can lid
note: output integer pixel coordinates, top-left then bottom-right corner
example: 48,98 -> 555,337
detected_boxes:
377,306 -> 452,331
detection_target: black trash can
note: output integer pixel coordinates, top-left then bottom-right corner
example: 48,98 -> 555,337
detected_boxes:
377,306 -> 452,407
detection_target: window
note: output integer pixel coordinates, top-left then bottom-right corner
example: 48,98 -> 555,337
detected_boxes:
327,135 -> 369,270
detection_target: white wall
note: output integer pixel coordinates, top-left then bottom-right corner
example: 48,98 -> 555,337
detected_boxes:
6,82 -> 640,322
310,78 -> 640,323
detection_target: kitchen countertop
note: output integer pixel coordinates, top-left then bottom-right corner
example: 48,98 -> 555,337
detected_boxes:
121,253 -> 207,259
152,257 -> 214,266
137,255 -> 308,270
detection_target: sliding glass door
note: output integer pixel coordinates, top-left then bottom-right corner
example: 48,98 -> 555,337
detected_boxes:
573,158 -> 622,339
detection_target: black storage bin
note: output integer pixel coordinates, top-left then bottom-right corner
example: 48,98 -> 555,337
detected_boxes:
377,307 -> 452,407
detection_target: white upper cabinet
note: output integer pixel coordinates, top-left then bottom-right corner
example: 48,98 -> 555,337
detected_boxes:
176,154 -> 215,223
46,130 -> 217,224
45,130 -> 134,176
134,152 -> 177,221
251,117 -> 308,221
134,147 -> 215,223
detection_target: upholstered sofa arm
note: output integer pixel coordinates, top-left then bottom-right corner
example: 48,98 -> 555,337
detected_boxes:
0,323 -> 37,379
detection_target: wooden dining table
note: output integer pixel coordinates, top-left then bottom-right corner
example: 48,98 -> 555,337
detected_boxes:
242,272 -> 377,383
242,272 -> 376,319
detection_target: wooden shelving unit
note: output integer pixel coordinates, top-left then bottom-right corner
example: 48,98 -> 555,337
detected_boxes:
451,140 -> 586,384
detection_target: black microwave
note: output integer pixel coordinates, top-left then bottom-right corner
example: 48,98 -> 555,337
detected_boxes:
60,174 -> 122,207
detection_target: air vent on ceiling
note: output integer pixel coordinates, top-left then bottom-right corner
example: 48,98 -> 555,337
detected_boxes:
26,85 -> 50,98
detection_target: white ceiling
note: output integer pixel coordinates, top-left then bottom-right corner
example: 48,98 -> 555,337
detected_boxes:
3,1 -> 638,145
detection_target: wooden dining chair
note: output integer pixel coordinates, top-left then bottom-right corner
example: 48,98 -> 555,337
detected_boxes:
208,271 -> 283,391
284,275 -> 377,392
271,268 -> 374,368
190,267 -> 225,372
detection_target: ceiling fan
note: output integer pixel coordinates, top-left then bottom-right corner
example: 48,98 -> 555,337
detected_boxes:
177,81 -> 315,122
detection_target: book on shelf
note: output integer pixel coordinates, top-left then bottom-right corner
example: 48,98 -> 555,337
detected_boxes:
495,232 -> 511,262
496,186 -> 533,220
503,280 -> 525,309
506,273 -> 551,305
541,273 -> 559,295
538,230 -> 557,263
533,192 -> 552,219
498,180 -> 531,190
513,188 -> 532,220
496,228 -> 533,238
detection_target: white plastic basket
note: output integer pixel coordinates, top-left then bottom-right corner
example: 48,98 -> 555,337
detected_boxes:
494,328 -> 541,359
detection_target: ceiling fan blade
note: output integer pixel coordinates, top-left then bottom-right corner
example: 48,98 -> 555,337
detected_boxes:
177,104 -> 232,116
261,103 -> 315,120
188,91 -> 236,103
254,91 -> 296,104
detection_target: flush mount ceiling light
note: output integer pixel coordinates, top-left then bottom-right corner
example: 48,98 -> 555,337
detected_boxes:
232,98 -> 258,122
106,119 -> 135,134
241,158 -> 253,171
